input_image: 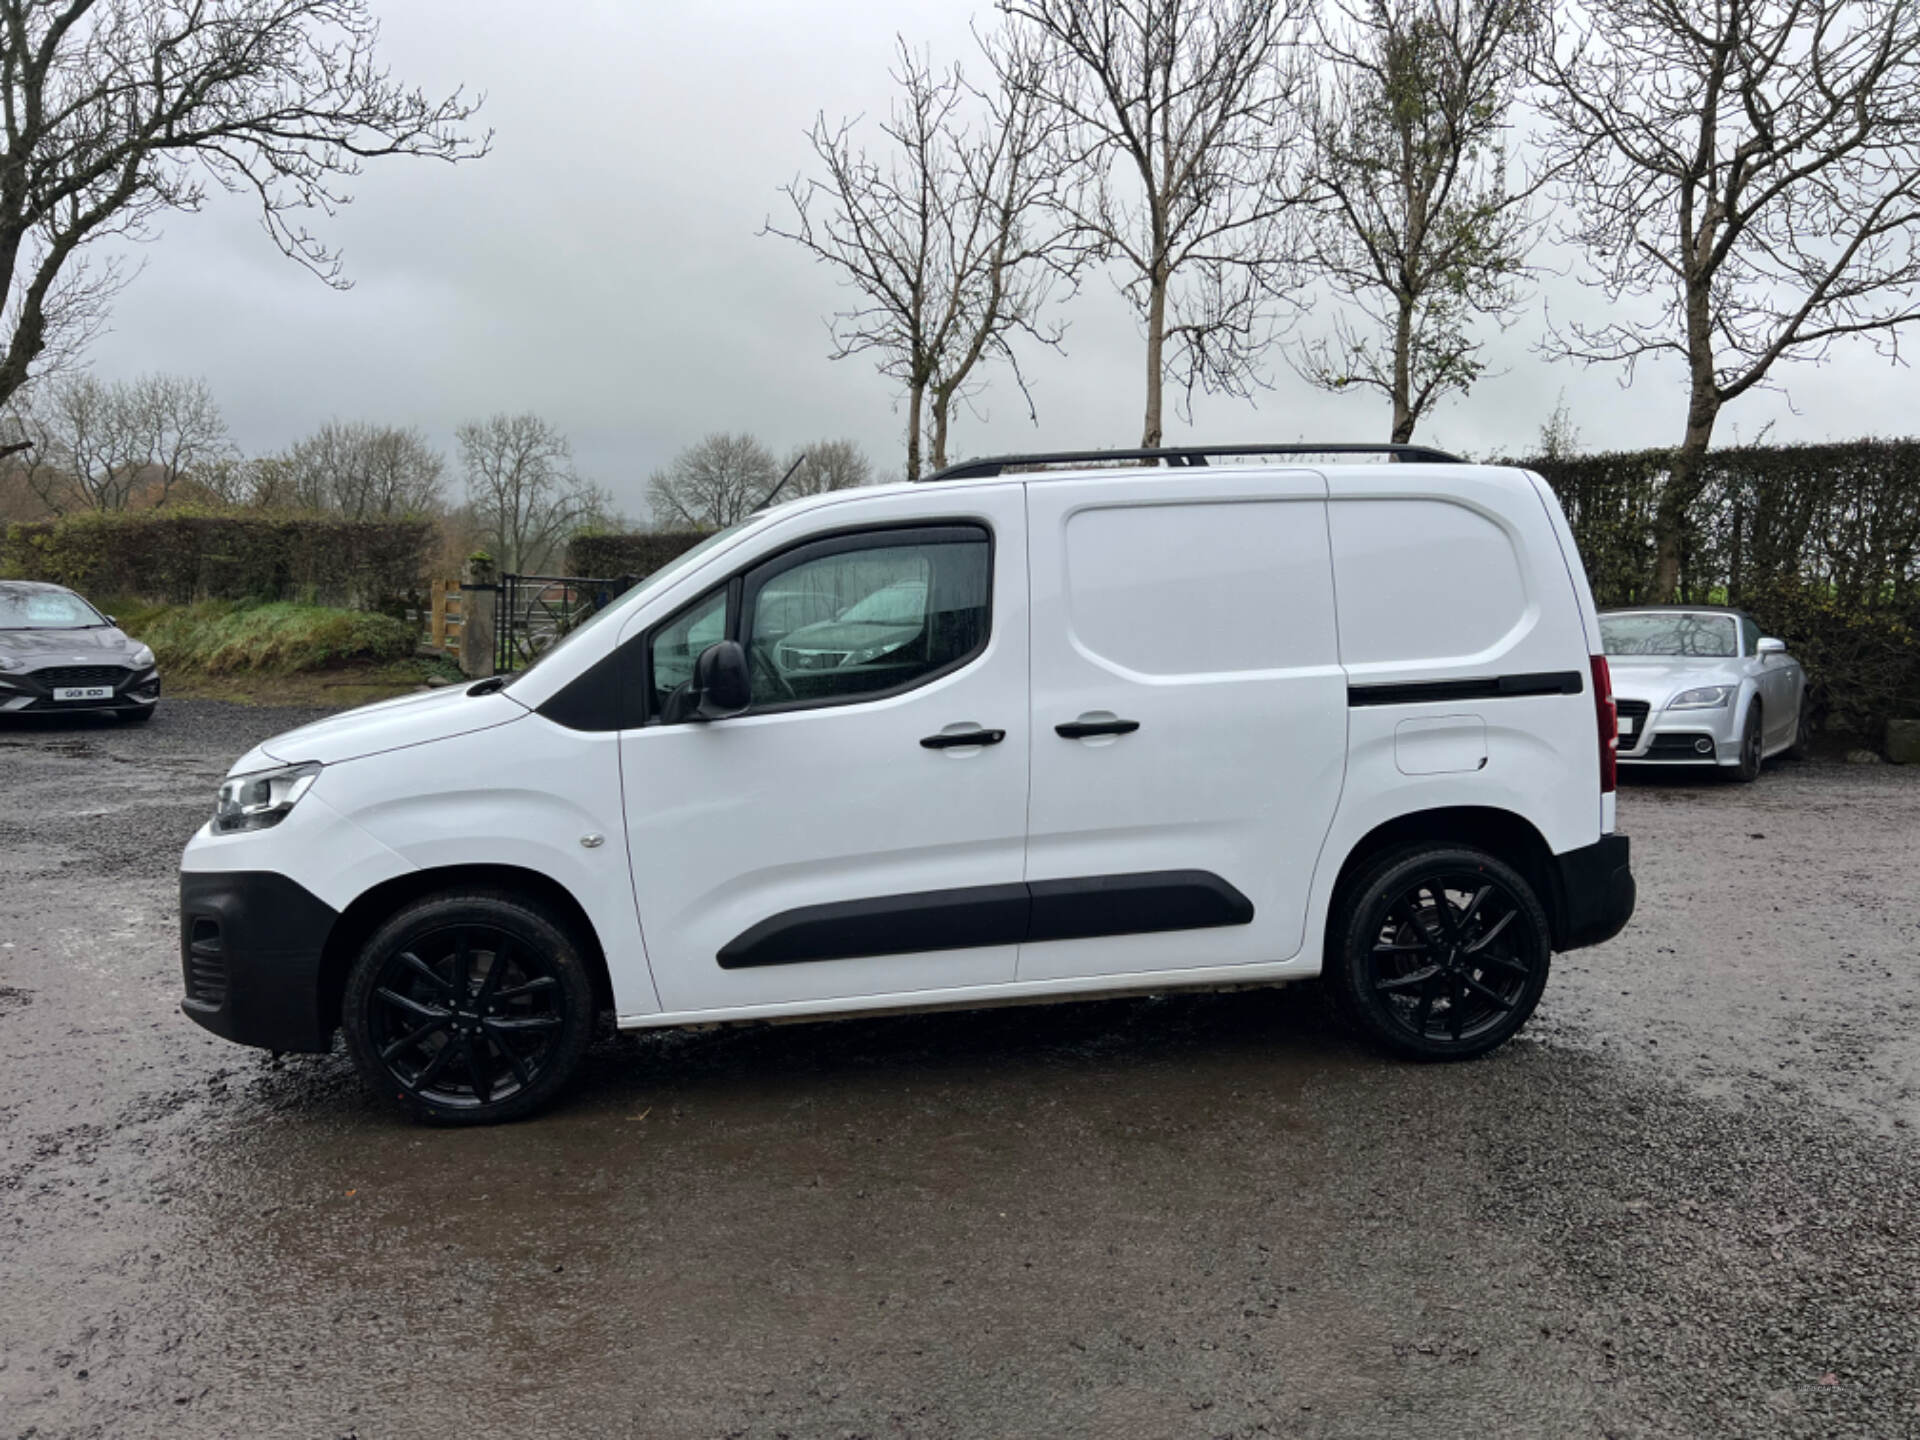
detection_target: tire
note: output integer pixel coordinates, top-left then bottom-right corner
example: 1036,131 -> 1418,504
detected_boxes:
1325,844 -> 1552,1062
117,707 -> 155,723
1731,701 -> 1763,783
1786,691 -> 1812,760
342,891 -> 596,1125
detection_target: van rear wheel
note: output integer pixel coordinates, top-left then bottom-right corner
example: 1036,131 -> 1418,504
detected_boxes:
342,892 -> 595,1124
1327,845 -> 1551,1061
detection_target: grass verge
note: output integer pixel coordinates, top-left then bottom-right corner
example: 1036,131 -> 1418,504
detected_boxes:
103,599 -> 464,706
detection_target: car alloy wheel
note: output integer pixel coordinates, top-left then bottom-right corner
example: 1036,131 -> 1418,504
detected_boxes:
344,893 -> 594,1124
1330,845 -> 1551,1061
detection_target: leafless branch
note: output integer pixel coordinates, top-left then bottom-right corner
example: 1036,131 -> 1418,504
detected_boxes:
0,0 -> 489,412
1533,0 -> 1920,597
997,0 -> 1315,446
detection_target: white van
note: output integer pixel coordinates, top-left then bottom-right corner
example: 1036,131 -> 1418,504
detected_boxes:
180,444 -> 1635,1123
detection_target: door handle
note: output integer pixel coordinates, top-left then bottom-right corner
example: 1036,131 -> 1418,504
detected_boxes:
1055,718 -> 1140,739
920,727 -> 1007,749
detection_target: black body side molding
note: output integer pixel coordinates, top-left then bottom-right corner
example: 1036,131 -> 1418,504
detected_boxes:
716,870 -> 1255,969
1347,670 -> 1584,707
1027,871 -> 1253,941
717,884 -> 1030,969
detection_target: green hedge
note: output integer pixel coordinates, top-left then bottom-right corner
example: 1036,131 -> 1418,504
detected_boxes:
0,511 -> 432,611
1529,441 -> 1920,738
565,530 -> 712,580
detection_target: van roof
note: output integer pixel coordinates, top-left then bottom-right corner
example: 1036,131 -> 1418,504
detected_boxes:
918,442 -> 1463,481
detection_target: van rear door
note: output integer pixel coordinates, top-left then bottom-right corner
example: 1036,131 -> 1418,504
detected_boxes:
1017,468 -> 1347,981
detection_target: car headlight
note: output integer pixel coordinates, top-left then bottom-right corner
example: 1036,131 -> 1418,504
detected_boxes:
130,643 -> 155,670
0,654 -> 22,673
1669,685 -> 1732,709
844,640 -> 908,666
214,762 -> 321,833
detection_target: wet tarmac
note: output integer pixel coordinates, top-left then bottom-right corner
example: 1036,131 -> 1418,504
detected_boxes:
2,701 -> 1917,1438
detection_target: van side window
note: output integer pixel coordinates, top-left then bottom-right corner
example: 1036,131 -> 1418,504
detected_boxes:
648,588 -> 728,714
741,528 -> 990,709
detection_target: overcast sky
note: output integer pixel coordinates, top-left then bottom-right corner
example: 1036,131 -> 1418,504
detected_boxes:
80,0 -> 1920,523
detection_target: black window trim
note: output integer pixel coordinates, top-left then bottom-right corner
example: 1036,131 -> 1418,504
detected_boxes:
637,519 -> 995,727
636,578 -> 737,726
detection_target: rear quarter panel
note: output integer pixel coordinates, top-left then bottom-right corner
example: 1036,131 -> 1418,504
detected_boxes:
1313,468 -> 1601,927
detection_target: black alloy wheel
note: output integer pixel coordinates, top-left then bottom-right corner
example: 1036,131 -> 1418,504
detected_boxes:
1328,845 -> 1551,1061
1733,702 -> 1763,783
343,893 -> 595,1124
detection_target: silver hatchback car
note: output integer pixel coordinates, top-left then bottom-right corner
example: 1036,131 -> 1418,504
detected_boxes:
1601,606 -> 1808,782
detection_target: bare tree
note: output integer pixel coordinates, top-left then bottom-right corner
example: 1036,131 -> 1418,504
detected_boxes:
1535,0 -> 1920,600
779,438 -> 876,496
0,1 -> 486,434
647,432 -> 778,529
999,0 -> 1314,447
199,452 -> 303,509
282,421 -> 444,518
16,371 -> 229,512
460,414 -> 609,574
1296,0 -> 1544,441
768,35 -> 1083,479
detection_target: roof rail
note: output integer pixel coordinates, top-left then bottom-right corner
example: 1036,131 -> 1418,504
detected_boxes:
919,441 -> 1464,481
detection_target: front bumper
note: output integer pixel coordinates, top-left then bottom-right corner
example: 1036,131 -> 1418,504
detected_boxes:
1551,833 -> 1635,952
1615,696 -> 1736,765
0,665 -> 161,715
180,870 -> 341,1053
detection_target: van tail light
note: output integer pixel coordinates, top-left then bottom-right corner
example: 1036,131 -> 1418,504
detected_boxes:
1591,653 -> 1617,794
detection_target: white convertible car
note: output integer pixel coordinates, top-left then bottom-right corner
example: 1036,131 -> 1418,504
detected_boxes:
1600,605 -> 1809,782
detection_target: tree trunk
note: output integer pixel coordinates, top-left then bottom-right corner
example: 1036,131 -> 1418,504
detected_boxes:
906,383 -> 925,482
929,388 -> 952,474
1142,271 -> 1168,449
1390,294 -> 1416,443
1652,282 -> 1722,600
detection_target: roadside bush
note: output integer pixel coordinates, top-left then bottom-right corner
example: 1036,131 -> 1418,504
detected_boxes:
115,600 -> 416,675
565,530 -> 711,580
0,510 -> 432,611
1528,440 -> 1920,739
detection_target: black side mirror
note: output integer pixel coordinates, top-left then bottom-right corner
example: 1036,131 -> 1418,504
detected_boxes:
689,639 -> 751,721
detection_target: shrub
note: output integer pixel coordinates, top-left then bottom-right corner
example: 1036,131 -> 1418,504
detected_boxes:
0,510 -> 432,610
565,531 -> 712,580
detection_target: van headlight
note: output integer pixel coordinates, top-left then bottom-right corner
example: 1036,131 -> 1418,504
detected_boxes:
214,762 -> 321,833
1669,685 -> 1732,709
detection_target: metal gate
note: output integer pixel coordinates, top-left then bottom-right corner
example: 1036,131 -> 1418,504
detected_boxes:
494,572 -> 635,673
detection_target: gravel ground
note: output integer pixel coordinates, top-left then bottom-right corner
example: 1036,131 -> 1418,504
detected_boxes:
1,699 -> 1917,1439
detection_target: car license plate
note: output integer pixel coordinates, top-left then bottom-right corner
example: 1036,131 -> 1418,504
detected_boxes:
54,686 -> 112,701
1617,715 -> 1636,738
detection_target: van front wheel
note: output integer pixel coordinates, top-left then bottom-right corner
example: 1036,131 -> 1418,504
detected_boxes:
1327,846 -> 1551,1061
342,892 -> 596,1124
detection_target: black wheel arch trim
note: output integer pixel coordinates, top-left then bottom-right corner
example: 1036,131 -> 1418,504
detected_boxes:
716,870 -> 1255,969
1321,807 -> 1632,955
